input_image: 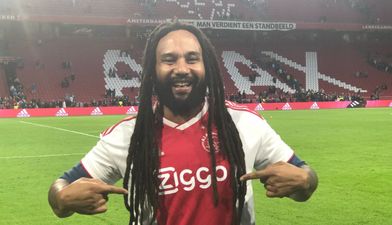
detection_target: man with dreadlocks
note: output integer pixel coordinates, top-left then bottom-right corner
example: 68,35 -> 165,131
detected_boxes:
49,21 -> 318,225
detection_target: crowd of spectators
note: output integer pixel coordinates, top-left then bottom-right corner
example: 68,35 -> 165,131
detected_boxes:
0,86 -> 374,109
0,94 -> 139,109
1,61 -> 28,109
370,84 -> 388,100
227,87 -> 365,104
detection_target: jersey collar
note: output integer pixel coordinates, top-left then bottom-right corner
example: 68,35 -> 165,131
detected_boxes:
163,100 -> 208,130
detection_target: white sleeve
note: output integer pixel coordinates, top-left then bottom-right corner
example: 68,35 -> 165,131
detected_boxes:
81,118 -> 134,184
230,109 -> 294,171
81,140 -> 122,184
253,119 -> 294,170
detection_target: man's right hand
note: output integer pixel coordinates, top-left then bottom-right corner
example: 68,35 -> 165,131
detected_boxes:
48,178 -> 128,217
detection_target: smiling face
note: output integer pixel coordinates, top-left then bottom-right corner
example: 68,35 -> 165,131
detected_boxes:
155,29 -> 206,115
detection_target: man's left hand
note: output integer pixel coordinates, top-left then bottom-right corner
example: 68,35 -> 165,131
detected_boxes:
240,161 -> 313,199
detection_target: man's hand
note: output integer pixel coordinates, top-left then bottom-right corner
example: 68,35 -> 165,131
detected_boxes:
48,178 -> 128,217
240,161 -> 318,201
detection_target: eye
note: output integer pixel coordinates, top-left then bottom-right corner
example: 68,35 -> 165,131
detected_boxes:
186,54 -> 201,64
161,56 -> 176,65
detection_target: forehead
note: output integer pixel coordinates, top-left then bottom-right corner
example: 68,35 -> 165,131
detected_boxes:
156,29 -> 202,55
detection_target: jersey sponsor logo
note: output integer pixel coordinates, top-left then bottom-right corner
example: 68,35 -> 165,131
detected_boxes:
17,109 -> 30,117
310,102 -> 319,110
126,106 -> 137,115
55,108 -> 69,117
158,165 -> 228,195
255,103 -> 264,111
282,103 -> 292,110
201,131 -> 220,153
90,107 -> 103,116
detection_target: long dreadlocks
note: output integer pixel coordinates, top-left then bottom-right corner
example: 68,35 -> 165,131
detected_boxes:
123,21 -> 247,225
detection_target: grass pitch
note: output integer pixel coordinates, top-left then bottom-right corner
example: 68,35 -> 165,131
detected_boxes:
0,108 -> 391,225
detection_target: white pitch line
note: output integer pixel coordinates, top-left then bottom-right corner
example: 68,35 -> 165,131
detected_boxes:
0,153 -> 85,159
19,121 -> 100,138
2,121 -> 99,160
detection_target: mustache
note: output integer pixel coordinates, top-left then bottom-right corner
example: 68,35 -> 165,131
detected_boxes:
169,74 -> 197,82
168,74 -> 197,85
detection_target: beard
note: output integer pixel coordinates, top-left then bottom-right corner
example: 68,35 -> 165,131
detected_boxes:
155,74 -> 207,116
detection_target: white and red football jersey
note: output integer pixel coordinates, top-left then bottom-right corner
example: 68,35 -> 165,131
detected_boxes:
81,101 -> 294,225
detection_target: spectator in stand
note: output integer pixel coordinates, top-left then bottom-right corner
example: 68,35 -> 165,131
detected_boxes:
70,73 -> 76,82
61,77 -> 70,88
10,85 -> 17,96
62,60 -> 72,70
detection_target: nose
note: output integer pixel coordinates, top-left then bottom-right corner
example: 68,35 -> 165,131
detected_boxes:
174,58 -> 190,75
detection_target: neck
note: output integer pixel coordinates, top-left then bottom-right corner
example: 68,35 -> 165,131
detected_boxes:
162,102 -> 204,124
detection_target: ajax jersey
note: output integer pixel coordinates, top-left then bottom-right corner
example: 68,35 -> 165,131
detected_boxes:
81,101 -> 294,225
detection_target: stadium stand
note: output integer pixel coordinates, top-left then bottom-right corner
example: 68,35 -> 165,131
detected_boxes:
1,0 -> 392,108
3,0 -> 391,24
0,68 -> 8,97
7,36 -> 142,103
2,30 -> 392,107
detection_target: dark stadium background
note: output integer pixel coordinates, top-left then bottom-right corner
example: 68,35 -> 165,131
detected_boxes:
1,0 -> 391,112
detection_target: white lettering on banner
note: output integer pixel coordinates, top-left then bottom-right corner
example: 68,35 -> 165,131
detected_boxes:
103,50 -> 142,96
56,108 -> 69,117
17,109 -> 30,118
126,106 -> 138,115
310,102 -> 319,110
158,165 -> 228,195
282,103 -> 292,110
255,103 -> 264,111
90,107 -> 103,116
184,19 -> 296,31
127,18 -> 296,31
0,15 -> 19,21
362,25 -> 392,30
127,18 -> 169,24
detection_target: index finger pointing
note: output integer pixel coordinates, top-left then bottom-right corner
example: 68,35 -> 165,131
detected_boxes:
100,185 -> 128,195
240,169 -> 270,182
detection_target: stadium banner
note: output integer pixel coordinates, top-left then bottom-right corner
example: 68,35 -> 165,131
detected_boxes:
0,106 -> 139,118
362,25 -> 392,30
127,18 -> 296,31
365,100 -> 392,108
4,100 -> 391,118
246,101 -> 351,111
296,22 -> 362,31
0,15 -> 20,21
